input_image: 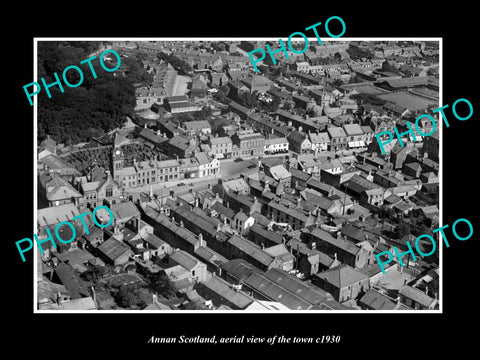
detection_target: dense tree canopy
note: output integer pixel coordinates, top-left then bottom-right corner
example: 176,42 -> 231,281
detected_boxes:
157,51 -> 193,74
37,42 -> 137,144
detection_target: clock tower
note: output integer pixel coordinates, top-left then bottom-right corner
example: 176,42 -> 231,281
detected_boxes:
112,147 -> 124,174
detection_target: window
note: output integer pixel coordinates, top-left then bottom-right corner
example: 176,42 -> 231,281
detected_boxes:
106,188 -> 113,197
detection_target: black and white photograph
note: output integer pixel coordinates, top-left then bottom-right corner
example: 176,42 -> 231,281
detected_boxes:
7,3 -> 479,355
33,38 -> 442,313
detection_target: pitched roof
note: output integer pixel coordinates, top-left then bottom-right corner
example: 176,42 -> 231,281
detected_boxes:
327,126 -> 347,138
220,259 -> 262,281
194,246 -> 229,267
309,132 -> 330,143
38,154 -> 80,175
227,235 -> 274,267
399,285 -> 435,308
170,249 -> 202,270
243,272 -> 312,310
211,201 -> 236,220
184,120 -> 211,131
53,263 -> 91,299
200,276 -> 254,309
249,223 -> 284,245
269,165 -> 291,181
142,233 -> 168,249
97,238 -> 132,262
343,123 -> 364,136
310,228 -> 360,255
316,264 -> 369,289
268,200 -> 309,222
287,130 -> 308,144
195,152 -> 212,166
359,289 -> 397,310
111,201 -> 141,222
263,268 -> 333,305
45,176 -> 83,201
209,136 -> 232,145
290,167 -> 311,182
37,203 -> 81,228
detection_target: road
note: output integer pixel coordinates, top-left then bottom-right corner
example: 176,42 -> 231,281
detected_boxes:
219,158 -> 258,180
172,75 -> 191,96
126,176 -> 219,201
125,153 -> 289,200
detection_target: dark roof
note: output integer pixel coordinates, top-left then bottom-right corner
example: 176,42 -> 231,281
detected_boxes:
227,235 -> 274,267
310,228 -> 360,255
143,233 -> 168,249
243,272 -> 312,310
290,167 -> 311,182
341,223 -> 379,245
53,263 -> 91,299
97,238 -> 132,262
287,130 -> 307,144
170,202 -> 218,237
220,259 -> 262,281
315,264 -> 369,289
263,268 -> 333,305
211,201 -> 236,220
358,289 -> 397,310
343,174 -> 381,194
249,223 -> 284,245
138,128 -> 168,146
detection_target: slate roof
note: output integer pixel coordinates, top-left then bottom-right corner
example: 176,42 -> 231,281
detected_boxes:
45,176 -> 83,201
97,238 -> 132,263
220,259 -> 262,281
53,263 -> 92,299
37,203 -> 81,228
399,285 -> 435,308
228,235 -> 273,267
200,276 -> 254,309
310,228 -> 360,255
316,264 -> 369,289
111,201 -> 141,222
263,268 -> 333,305
327,126 -> 347,138
343,123 -> 364,136
243,272 -> 312,310
249,223 -> 284,245
170,249 -> 201,271
359,289 -> 397,310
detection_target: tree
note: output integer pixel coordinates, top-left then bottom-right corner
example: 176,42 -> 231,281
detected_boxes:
81,265 -> 106,282
332,79 -> 344,88
37,41 -> 137,144
394,222 -> 411,239
146,271 -> 176,298
213,87 -> 229,104
114,283 -> 148,308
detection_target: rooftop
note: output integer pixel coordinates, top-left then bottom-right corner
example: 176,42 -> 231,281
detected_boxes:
316,264 -> 369,289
